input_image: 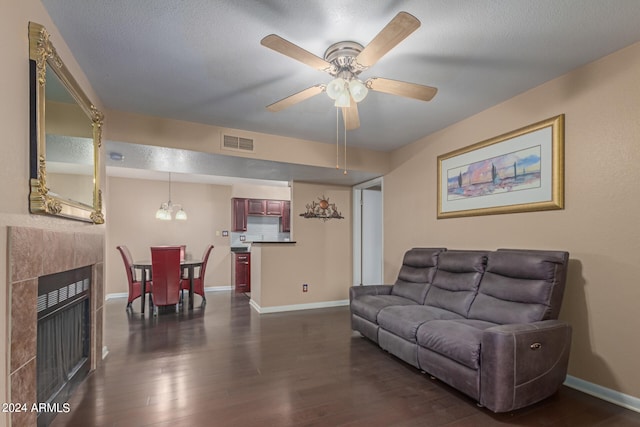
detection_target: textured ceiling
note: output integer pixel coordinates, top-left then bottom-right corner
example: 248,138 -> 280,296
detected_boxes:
40,0 -> 640,183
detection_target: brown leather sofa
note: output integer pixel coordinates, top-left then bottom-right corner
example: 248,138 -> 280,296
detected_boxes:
349,248 -> 571,412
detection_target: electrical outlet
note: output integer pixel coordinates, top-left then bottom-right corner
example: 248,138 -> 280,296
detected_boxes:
303,284 -> 308,292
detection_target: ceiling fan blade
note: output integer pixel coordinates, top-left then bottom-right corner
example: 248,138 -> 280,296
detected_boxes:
341,97 -> 360,130
367,77 -> 437,101
261,34 -> 332,72
355,11 -> 421,69
266,84 -> 325,112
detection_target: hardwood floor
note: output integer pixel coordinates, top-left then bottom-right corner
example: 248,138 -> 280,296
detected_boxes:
51,292 -> 640,427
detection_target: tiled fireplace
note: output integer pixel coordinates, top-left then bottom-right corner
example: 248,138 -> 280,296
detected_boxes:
8,226 -> 104,426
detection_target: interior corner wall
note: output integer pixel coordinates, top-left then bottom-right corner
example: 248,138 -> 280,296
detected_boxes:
384,41 -> 640,398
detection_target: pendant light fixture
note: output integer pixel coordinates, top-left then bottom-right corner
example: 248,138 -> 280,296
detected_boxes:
155,172 -> 187,220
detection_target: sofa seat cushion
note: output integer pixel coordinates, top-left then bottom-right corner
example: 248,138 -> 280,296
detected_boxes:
377,305 -> 464,343
351,295 -> 418,323
416,319 -> 497,370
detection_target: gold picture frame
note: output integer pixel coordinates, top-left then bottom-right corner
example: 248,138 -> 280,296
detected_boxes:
437,114 -> 564,219
28,22 -> 104,224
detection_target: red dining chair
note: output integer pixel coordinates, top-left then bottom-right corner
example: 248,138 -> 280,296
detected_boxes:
150,246 -> 182,315
181,244 -> 213,305
117,245 -> 152,311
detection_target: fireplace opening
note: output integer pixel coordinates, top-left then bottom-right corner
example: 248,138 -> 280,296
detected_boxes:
37,266 -> 91,427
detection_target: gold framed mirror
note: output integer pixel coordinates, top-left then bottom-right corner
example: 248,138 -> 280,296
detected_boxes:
28,22 -> 104,223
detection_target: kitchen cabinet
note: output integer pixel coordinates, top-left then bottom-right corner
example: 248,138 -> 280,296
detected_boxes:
233,198 -> 290,231
281,201 -> 291,232
232,198 -> 248,231
234,252 -> 251,293
248,199 -> 282,216
248,199 -> 266,215
266,200 -> 282,216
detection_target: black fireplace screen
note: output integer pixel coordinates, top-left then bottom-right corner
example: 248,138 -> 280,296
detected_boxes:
37,266 -> 91,425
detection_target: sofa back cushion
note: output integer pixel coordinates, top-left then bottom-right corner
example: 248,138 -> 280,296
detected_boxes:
391,248 -> 445,303
468,250 -> 569,324
423,251 -> 488,316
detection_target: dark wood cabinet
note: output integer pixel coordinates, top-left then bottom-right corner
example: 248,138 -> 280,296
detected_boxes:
234,252 -> 251,293
281,200 -> 291,232
266,200 -> 282,216
248,199 -> 266,215
232,198 -> 291,231
232,198 -> 248,231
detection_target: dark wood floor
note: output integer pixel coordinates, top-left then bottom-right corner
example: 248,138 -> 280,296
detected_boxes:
51,292 -> 640,427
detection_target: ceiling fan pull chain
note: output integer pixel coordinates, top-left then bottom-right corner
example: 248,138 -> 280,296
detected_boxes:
344,117 -> 348,175
336,107 -> 340,169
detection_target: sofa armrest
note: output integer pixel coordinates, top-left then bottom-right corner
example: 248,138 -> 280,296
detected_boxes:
349,285 -> 393,302
480,320 -> 572,412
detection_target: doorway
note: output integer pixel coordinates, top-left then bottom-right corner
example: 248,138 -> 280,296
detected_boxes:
353,177 -> 383,286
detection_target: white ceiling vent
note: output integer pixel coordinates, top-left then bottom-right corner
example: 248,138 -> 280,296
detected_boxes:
222,134 -> 254,152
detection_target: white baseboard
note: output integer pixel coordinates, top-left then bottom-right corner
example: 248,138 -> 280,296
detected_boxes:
105,286 -> 232,301
105,292 -> 128,300
564,375 -> 640,413
249,299 -> 349,314
204,286 -> 233,292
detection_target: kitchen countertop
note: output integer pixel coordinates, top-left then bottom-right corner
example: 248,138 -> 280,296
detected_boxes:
250,241 -> 296,244
231,242 -> 296,253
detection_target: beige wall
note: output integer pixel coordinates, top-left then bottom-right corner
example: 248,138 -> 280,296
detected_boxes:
106,109 -> 390,175
106,177 -> 233,295
1,2 -> 106,426
384,42 -> 640,398
251,182 -> 352,308
231,183 -> 291,200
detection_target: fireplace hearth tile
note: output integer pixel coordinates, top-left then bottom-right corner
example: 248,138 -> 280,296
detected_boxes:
10,358 -> 37,427
43,230 -> 75,276
74,232 -> 104,266
11,279 -> 37,372
9,227 -> 44,282
93,306 -> 104,368
95,262 -> 104,308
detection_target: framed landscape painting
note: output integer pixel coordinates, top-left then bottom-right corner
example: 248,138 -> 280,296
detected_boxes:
437,114 -> 564,219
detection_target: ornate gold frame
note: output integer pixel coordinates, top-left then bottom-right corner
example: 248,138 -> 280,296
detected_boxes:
437,114 -> 564,219
28,22 -> 104,223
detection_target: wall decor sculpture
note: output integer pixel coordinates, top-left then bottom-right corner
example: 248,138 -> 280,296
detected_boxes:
300,195 -> 344,221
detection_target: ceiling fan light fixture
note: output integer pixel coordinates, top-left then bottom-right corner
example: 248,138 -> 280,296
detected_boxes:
326,77 -> 346,100
261,12 -> 436,131
348,79 -> 368,102
334,91 -> 351,108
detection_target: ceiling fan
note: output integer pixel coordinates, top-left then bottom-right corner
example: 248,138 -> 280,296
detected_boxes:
260,11 -> 437,130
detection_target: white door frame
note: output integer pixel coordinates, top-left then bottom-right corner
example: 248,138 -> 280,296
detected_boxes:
353,177 -> 384,286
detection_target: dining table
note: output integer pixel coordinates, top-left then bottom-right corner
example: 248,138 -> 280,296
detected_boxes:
132,259 -> 203,314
